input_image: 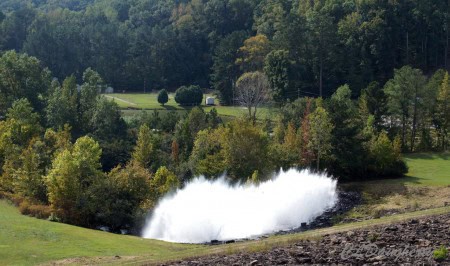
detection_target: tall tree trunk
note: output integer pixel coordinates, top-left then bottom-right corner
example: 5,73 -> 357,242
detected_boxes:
319,53 -> 323,97
402,113 -> 407,150
411,86 -> 419,152
425,36 -> 428,71
446,24 -> 449,70
406,31 -> 409,65
144,77 -> 147,94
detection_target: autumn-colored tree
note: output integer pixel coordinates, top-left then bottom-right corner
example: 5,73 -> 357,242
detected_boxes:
132,124 -> 154,169
236,34 -> 271,71
171,140 -> 179,162
45,136 -> 103,225
43,125 -> 72,159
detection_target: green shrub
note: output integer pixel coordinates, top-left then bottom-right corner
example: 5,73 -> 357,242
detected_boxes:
157,89 -> 169,106
175,85 -> 203,106
433,246 -> 448,261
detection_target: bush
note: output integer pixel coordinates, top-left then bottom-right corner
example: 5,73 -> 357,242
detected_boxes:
433,246 -> 448,261
174,85 -> 203,106
368,132 -> 408,177
157,89 -> 169,106
18,199 -> 52,219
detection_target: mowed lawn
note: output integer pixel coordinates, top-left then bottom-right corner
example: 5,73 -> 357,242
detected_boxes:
104,93 -> 275,119
402,152 -> 450,186
0,200 -> 212,265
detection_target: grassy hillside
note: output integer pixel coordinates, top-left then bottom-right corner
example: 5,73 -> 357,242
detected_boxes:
341,152 -> 450,220
0,200 -> 212,265
403,152 -> 450,186
104,93 -> 274,119
2,199 -> 450,266
0,152 -> 449,265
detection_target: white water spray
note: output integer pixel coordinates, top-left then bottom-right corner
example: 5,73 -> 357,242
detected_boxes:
142,169 -> 337,243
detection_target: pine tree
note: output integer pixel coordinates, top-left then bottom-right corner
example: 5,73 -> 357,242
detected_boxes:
132,124 -> 154,169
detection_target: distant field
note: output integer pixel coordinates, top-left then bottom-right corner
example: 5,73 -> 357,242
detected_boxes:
104,93 -> 276,119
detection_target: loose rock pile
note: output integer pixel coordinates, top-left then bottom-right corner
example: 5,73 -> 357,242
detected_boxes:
165,214 -> 450,265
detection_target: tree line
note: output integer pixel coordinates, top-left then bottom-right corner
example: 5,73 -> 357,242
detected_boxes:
0,0 -> 448,102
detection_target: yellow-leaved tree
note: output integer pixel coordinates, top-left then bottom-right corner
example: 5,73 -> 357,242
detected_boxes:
45,136 -> 103,225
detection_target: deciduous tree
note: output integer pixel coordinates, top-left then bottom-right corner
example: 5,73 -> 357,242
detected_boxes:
45,136 -> 103,225
235,71 -> 270,123
308,105 -> 333,170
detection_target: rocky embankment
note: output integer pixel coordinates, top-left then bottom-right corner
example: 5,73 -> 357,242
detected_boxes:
165,213 -> 450,265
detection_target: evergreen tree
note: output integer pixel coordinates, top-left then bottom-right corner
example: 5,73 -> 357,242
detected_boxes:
157,89 -> 169,106
132,124 -> 154,170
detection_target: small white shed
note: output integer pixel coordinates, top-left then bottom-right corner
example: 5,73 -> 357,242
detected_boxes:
105,87 -> 114,94
205,97 -> 215,106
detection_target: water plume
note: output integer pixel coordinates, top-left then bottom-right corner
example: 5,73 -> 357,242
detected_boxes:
142,169 -> 337,243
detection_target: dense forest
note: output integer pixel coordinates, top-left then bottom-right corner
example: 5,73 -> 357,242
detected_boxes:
0,0 -> 449,233
0,0 -> 449,101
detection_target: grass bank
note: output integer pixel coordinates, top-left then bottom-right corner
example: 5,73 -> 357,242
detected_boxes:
0,200 -> 212,265
2,199 -> 449,266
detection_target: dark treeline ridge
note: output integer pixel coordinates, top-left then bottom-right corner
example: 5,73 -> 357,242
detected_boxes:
0,0 -> 449,101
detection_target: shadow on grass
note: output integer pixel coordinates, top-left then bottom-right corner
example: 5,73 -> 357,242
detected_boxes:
404,152 -> 450,160
340,175 -> 425,204
161,105 -> 178,111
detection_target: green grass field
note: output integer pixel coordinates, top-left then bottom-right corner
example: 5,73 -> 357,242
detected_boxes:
0,200 -> 212,265
104,93 -> 275,119
1,152 -> 449,265
402,152 -> 450,186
